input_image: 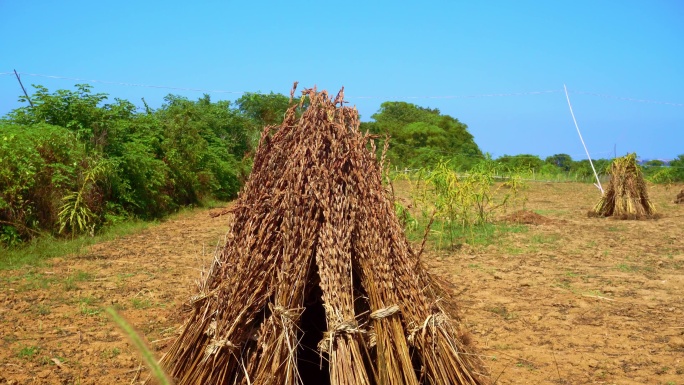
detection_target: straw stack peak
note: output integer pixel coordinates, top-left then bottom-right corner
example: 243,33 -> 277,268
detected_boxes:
154,84 -> 488,385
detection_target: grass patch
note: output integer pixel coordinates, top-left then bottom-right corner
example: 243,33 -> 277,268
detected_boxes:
31,303 -> 51,316
466,263 -> 499,277
515,361 -> 537,371
582,289 -> 608,297
487,306 -> 518,320
534,209 -> 567,216
77,296 -> 97,306
64,270 -> 94,291
101,347 -> 121,359
17,345 -> 40,360
530,233 -> 560,244
131,297 -> 153,309
6,270 -> 56,292
555,279 -> 574,291
505,246 -> 525,255
616,263 -> 638,273
79,304 -> 102,317
76,296 -> 101,316
403,213 -> 529,250
0,219 -> 152,270
466,223 -> 527,247
655,366 -> 670,375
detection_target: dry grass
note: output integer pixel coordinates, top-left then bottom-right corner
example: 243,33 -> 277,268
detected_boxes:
153,85 -> 487,384
590,153 -> 657,219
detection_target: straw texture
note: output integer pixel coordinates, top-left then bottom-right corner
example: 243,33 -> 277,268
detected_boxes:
675,189 -> 684,204
591,153 -> 656,219
153,85 -> 488,385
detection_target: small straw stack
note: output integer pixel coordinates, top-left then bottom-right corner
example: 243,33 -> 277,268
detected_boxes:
675,189 -> 684,204
591,153 -> 657,219
153,85 -> 488,385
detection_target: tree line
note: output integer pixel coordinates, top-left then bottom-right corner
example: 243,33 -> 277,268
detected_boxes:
359,101 -> 683,182
1,85 -> 682,247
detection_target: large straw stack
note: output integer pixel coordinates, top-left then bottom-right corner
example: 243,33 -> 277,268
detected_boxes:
153,85 -> 488,384
591,153 -> 656,219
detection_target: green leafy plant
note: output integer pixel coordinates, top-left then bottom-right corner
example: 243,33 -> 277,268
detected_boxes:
395,156 -> 525,249
2,85 -> 262,247
0,123 -> 85,244
394,201 -> 418,232
0,225 -> 22,247
17,345 -> 40,360
58,159 -> 110,236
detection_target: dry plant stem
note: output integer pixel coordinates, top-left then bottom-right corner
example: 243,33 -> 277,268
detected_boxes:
154,85 -> 488,385
592,153 -> 656,219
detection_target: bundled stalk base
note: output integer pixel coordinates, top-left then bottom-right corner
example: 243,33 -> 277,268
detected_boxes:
153,85 -> 488,384
590,153 -> 657,219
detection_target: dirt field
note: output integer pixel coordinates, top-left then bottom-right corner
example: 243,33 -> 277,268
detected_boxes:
1,182 -> 683,384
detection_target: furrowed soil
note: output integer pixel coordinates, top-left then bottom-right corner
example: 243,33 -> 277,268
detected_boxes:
1,182 -> 683,384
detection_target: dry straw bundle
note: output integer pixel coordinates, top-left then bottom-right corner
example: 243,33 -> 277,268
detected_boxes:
591,153 -> 656,219
154,85 -> 487,384
675,189 -> 684,204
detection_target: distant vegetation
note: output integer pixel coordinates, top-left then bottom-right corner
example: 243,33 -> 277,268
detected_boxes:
360,101 -> 482,169
1,84 -> 682,247
0,85 -> 288,247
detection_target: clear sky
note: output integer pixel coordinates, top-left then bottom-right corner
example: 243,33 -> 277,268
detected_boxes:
1,1 -> 682,160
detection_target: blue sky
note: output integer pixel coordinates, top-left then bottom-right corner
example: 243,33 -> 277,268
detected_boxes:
2,1 -> 682,160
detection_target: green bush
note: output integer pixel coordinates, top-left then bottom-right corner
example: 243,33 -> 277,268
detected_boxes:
647,155 -> 684,183
1,85 -> 260,247
401,156 -> 525,249
0,123 -> 88,242
361,101 -> 482,169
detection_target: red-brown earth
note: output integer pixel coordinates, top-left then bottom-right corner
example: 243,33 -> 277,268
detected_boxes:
1,182 -> 683,384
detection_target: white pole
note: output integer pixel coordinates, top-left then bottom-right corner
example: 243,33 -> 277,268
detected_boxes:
564,84 -> 604,194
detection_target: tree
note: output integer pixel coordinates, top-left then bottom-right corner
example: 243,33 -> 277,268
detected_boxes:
545,153 -> 573,172
570,158 -> 611,178
361,101 -> 481,169
4,84 -> 117,148
496,154 -> 544,172
236,92 -> 292,127
152,94 -> 253,203
667,154 -> 684,178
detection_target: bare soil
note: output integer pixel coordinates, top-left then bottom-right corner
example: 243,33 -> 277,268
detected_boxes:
1,182 -> 683,384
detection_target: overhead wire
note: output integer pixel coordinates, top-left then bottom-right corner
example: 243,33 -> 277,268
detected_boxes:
2,71 -> 683,106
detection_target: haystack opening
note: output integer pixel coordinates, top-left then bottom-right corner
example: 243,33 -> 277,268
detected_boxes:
297,261 -> 330,385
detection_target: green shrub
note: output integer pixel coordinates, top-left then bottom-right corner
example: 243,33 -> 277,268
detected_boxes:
400,156 -> 525,249
0,123 -> 87,243
1,85 -> 259,247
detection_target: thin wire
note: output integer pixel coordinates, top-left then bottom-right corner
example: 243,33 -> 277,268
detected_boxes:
351,90 -> 562,100
7,72 -> 563,99
3,71 -> 683,106
570,90 -> 684,107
